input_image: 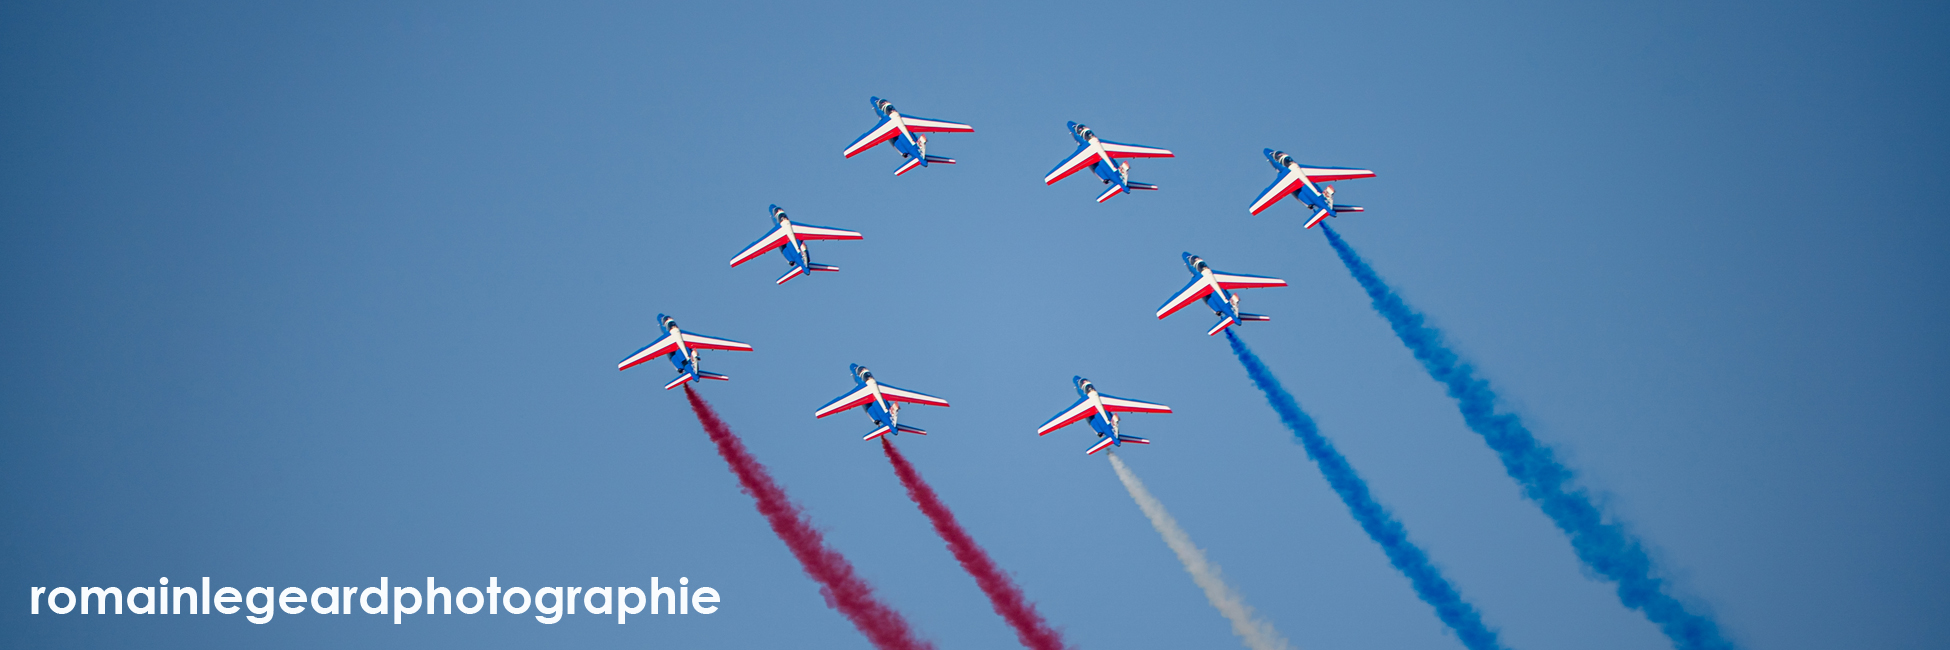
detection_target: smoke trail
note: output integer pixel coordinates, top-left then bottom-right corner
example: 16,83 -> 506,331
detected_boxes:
880,439 -> 1068,650
1318,224 -> 1733,650
1106,450 -> 1294,650
1227,331 -> 1507,650
683,388 -> 933,650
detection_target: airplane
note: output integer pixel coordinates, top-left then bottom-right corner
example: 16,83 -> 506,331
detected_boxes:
1156,252 -> 1288,336
842,97 -> 975,176
1036,376 -> 1172,455
813,364 -> 951,441
728,205 -> 864,284
1043,122 -> 1174,203
1247,148 -> 1376,228
618,314 -> 754,390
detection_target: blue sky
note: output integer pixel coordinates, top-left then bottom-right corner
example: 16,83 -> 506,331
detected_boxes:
3,1 -> 1947,648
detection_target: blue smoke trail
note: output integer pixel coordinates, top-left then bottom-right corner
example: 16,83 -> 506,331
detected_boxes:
1226,330 -> 1507,650
1318,223 -> 1733,650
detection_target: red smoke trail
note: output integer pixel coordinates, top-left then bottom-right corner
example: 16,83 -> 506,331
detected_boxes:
880,438 -> 1068,650
683,388 -> 933,650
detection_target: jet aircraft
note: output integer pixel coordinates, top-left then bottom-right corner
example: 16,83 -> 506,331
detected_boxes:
1036,376 -> 1172,455
1156,253 -> 1288,336
1043,122 -> 1174,203
1247,148 -> 1376,228
813,364 -> 951,441
842,97 -> 974,176
729,205 -> 864,284
618,314 -> 754,390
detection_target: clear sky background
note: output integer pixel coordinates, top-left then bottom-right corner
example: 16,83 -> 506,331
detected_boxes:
3,1 -> 1947,648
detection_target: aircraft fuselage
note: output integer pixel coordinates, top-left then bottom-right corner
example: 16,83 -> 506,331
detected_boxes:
1080,135 -> 1129,188
1194,267 -> 1242,321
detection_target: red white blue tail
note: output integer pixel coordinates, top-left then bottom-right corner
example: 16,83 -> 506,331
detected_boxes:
1085,435 -> 1118,455
1116,435 -> 1150,445
1096,184 -> 1124,203
1303,207 -> 1333,229
895,157 -> 924,176
664,372 -> 698,390
1300,204 -> 1363,229
864,424 -> 894,441
777,262 -> 840,284
896,424 -> 927,435
1206,315 -> 1238,336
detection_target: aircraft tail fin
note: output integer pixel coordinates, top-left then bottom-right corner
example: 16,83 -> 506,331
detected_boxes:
1239,313 -> 1272,322
697,371 -> 730,381
894,157 -> 924,176
1303,207 -> 1332,229
775,265 -> 807,284
1095,184 -> 1125,203
1116,434 -> 1150,445
806,263 -> 840,272
1332,204 -> 1364,213
663,372 -> 698,390
864,425 -> 894,441
1206,315 -> 1238,336
923,155 -> 956,164
895,424 -> 927,435
1127,182 -> 1158,190
1085,435 -> 1118,455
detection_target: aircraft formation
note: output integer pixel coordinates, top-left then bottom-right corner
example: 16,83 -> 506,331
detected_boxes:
621,95 -> 1376,453
615,97 -> 1733,650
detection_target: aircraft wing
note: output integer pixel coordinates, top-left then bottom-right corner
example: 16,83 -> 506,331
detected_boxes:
788,223 -> 865,241
876,383 -> 950,407
728,225 -> 791,267
1212,272 -> 1287,291
814,384 -> 877,418
843,117 -> 901,158
1036,396 -> 1097,435
618,333 -> 682,371
1098,394 -> 1172,414
1043,144 -> 1100,185
1296,165 -> 1375,183
679,332 -> 753,352
1097,140 -> 1174,159
1248,168 -> 1308,215
1155,276 -> 1215,319
899,115 -> 974,133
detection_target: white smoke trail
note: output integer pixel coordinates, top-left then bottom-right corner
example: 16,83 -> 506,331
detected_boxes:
1107,451 -> 1295,650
